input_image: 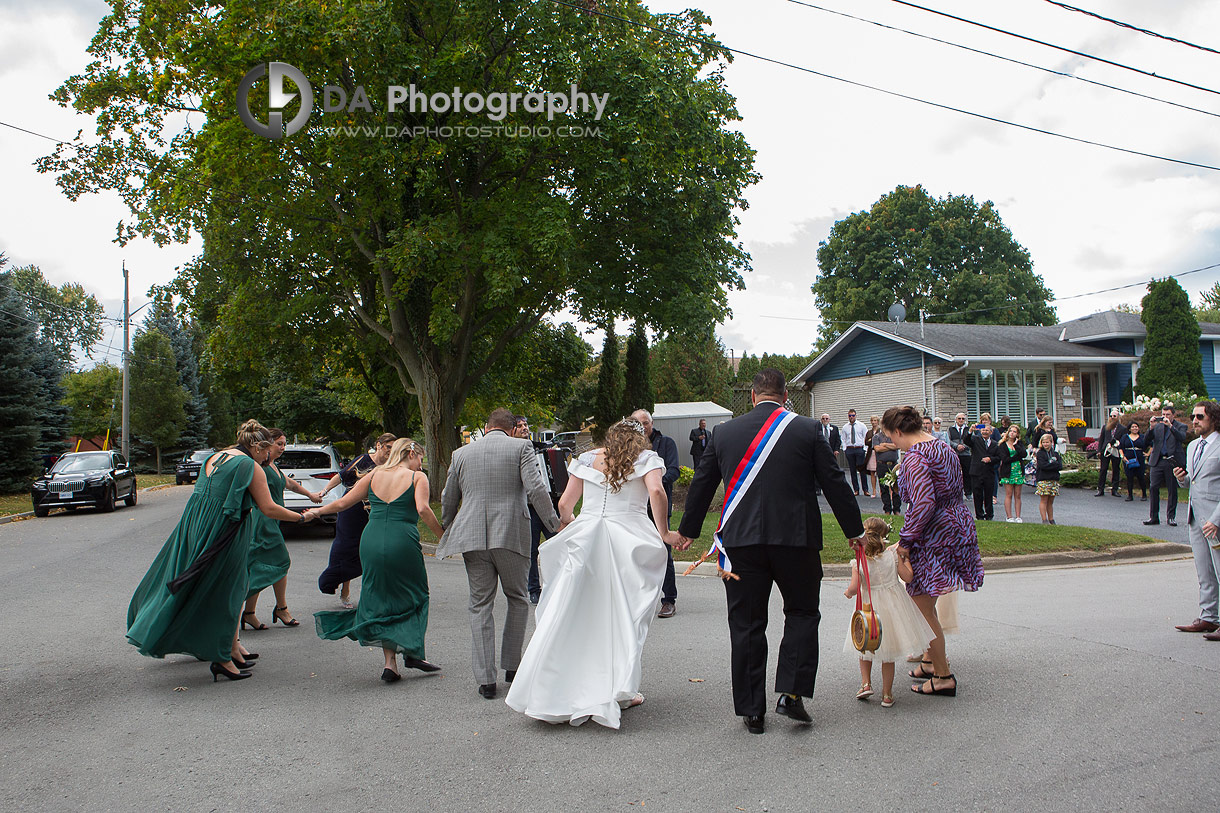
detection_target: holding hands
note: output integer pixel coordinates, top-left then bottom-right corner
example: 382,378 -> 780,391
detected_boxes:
307,490 -> 324,504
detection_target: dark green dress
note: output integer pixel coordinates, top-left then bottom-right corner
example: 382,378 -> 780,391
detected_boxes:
246,463 -> 292,598
127,452 -> 257,662
314,478 -> 429,657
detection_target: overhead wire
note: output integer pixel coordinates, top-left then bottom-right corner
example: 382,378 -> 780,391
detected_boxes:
886,0 -> 1220,98
1041,0 -> 1220,57
544,0 -> 1220,172
782,0 -> 1220,120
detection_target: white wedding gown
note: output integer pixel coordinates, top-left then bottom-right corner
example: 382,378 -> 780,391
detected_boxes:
504,450 -> 669,728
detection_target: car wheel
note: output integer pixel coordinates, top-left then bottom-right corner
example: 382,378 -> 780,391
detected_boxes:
99,486 -> 116,513
176,476 -> 183,486
124,487 -> 137,507
33,504 -> 49,518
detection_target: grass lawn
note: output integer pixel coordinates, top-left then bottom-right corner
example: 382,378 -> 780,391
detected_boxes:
0,474 -> 182,517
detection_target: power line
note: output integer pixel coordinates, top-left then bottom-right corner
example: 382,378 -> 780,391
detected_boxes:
783,0 -> 1220,120
1042,1 -> 1220,57
544,1 -> 1220,172
887,0 -> 1220,98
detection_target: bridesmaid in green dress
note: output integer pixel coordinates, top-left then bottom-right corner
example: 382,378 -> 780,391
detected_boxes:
127,420 -> 307,682
242,429 -> 322,630
308,438 -> 444,682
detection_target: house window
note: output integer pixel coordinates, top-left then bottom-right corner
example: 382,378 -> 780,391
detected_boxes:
966,369 -> 1052,426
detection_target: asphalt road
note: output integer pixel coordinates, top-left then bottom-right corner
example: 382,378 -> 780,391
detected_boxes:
1,486 -> 1218,812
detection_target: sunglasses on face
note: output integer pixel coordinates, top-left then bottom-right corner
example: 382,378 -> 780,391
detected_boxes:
1192,413 -> 1206,420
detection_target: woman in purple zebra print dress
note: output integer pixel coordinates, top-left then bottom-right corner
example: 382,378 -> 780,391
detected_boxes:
882,406 -> 983,699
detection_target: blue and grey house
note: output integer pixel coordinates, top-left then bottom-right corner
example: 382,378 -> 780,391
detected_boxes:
792,310 -> 1220,430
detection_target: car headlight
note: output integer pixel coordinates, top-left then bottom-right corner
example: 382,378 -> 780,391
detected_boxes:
85,475 -> 109,485
33,482 -> 48,491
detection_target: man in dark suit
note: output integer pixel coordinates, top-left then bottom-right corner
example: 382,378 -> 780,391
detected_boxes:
1145,404 -> 1189,527
1026,407 -> 1047,445
814,413 -> 841,495
676,369 -> 864,735
968,424 -> 999,520
689,419 -> 709,465
948,413 -> 973,497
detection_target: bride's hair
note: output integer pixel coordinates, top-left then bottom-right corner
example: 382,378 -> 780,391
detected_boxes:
861,516 -> 890,558
603,421 -> 648,493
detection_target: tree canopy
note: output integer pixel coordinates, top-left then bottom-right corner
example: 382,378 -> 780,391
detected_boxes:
7,264 -> 105,367
1138,277 -> 1206,398
130,328 -> 188,473
812,185 -> 1056,348
42,0 -> 758,487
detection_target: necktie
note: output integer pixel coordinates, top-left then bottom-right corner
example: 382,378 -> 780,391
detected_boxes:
824,425 -> 830,442
1193,439 -> 1207,473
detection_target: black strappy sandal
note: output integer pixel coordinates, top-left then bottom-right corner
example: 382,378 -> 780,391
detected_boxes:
912,674 -> 957,697
908,660 -> 936,680
272,606 -> 301,627
241,610 -> 268,631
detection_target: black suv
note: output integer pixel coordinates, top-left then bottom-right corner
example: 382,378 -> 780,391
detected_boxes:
176,449 -> 215,485
31,451 -> 138,517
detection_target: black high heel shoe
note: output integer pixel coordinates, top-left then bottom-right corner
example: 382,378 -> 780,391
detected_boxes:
231,655 -> 257,669
211,662 -> 252,682
241,610 -> 267,631
272,606 -> 301,627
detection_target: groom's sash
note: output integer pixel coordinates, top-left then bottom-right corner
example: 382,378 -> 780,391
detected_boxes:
710,408 -> 798,574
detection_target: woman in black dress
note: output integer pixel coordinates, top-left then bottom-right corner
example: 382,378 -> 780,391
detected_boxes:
317,433 -> 395,606
1118,421 -> 1149,501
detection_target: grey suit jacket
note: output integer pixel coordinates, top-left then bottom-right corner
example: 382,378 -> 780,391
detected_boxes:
437,430 -> 560,559
1178,434 -> 1220,531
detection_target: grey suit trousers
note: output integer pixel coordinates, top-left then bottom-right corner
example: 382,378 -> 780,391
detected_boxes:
463,548 -> 530,684
1187,522 -> 1220,623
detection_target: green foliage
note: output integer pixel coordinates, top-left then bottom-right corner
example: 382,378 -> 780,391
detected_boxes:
1137,278 -> 1206,397
465,321 -> 591,429
42,0 -> 759,488
0,266 -> 68,491
7,264 -> 104,367
812,185 -> 1056,348
130,328 -> 187,472
144,299 -> 211,451
622,322 -> 653,416
1193,282 -> 1220,324
63,363 -> 122,443
1059,469 -> 1094,488
677,465 -> 694,486
556,358 -> 600,432
593,324 -> 623,439
733,351 -> 815,387
650,330 -> 733,405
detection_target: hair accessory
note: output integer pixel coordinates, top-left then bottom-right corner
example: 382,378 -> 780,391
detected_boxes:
619,419 -> 647,436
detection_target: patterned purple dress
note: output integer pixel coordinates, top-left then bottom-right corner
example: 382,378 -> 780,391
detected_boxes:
897,440 -> 984,597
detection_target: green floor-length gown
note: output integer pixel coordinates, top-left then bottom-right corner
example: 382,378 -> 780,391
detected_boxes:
246,463 -> 291,598
127,452 -> 257,662
314,479 -> 429,657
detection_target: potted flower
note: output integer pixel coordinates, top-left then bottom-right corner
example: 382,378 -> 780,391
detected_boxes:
1066,418 -> 1087,444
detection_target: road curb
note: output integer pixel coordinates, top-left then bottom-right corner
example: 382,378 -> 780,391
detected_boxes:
0,483 -> 177,525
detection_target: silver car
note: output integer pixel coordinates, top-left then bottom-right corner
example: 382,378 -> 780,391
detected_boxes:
276,444 -> 347,523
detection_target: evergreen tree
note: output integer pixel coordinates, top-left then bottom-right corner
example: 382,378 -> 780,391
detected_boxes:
1137,277 -> 1206,397
622,322 -> 653,416
31,344 -> 70,466
130,328 -> 188,473
649,330 -> 733,405
0,268 -> 47,491
145,300 -> 211,451
593,324 -> 623,441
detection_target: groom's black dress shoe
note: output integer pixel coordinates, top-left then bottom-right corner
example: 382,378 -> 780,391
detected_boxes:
478,683 -> 497,699
743,715 -> 765,735
775,694 -> 812,723
505,670 -> 516,683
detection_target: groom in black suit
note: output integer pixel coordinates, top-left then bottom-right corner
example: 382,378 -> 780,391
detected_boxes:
676,369 -> 864,734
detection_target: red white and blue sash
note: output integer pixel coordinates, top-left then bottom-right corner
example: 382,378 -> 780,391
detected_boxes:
709,408 -> 799,574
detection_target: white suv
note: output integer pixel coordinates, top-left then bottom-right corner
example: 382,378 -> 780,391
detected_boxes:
277,444 -> 346,523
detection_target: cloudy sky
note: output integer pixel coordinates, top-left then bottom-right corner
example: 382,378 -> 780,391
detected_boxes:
3,0 -> 1219,363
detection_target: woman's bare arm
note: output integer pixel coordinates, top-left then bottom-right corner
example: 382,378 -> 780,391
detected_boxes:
413,472 -> 443,538
248,465 -> 303,522
644,468 -> 670,540
556,475 -> 584,527
307,471 -> 372,518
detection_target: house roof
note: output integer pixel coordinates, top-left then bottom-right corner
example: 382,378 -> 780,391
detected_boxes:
1057,309 -> 1220,342
652,401 -> 733,419
794,320 -> 1140,383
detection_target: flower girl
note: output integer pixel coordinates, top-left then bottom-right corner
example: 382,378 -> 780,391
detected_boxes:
843,517 -> 936,707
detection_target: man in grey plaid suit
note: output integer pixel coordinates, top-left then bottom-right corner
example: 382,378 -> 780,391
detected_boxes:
439,408 -> 561,699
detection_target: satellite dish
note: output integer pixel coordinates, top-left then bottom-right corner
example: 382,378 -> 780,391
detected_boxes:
888,303 -> 907,323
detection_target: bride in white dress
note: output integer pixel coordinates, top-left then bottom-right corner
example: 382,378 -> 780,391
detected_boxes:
505,419 -> 680,729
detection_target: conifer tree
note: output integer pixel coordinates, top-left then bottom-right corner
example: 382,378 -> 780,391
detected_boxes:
593,324 -> 623,441
1137,277 -> 1206,398
622,322 -> 653,415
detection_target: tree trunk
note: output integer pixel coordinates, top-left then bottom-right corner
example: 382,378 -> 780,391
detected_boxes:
155,446 -> 162,475
414,364 -> 464,497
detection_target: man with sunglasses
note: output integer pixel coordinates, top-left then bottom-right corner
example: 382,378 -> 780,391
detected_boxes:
1145,405 -> 1188,527
1173,401 -> 1220,638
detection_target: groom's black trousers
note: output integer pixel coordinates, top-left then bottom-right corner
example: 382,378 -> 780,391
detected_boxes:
723,544 -> 823,717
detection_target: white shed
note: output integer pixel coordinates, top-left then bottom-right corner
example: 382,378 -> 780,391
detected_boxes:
650,401 -> 733,469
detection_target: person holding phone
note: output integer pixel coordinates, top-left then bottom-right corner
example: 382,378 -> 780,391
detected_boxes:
1172,401 -> 1220,638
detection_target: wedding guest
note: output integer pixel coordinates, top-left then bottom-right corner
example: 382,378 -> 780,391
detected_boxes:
1171,400 -> 1220,638
1145,405 -> 1188,527
1026,408 -> 1047,444
931,417 -> 949,445
871,421 -> 901,515
632,409 -> 680,619
843,517 -> 935,708
1119,421 -> 1148,501
505,420 -> 676,728
1096,411 -> 1124,497
515,415 -> 555,605
967,424 -> 999,521
997,425 -> 1026,522
864,415 -> 882,498
881,406 -> 982,698
127,420 -> 306,682
689,419 -> 709,466
242,428 -> 321,630
948,413 -> 973,497
317,433 -> 395,606
1031,416 -> 1058,450
841,409 -> 869,496
309,438 -> 443,682
1034,433 -> 1063,525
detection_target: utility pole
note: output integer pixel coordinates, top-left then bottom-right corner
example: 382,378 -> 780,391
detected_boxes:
122,261 -> 130,460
